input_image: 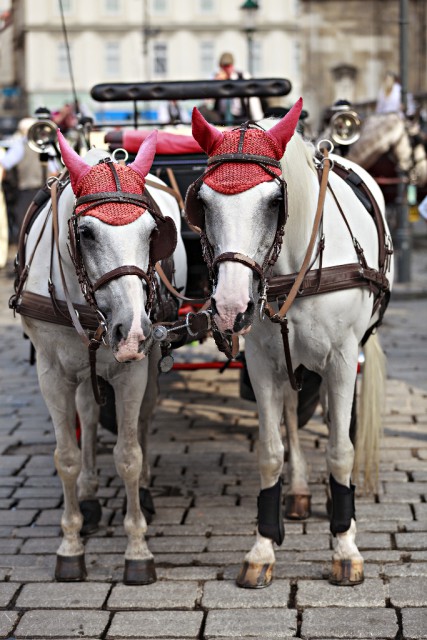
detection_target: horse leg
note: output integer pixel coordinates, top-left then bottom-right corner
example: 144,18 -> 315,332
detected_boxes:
324,350 -> 364,586
76,381 -> 102,535
113,368 -> 156,585
236,341 -> 285,589
137,347 -> 161,524
38,367 -> 86,581
283,383 -> 311,519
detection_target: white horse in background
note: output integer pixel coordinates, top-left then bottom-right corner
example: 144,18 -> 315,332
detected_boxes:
11,130 -> 187,584
186,101 -> 394,588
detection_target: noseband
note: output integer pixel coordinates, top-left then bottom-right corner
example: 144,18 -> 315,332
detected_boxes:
185,122 -> 288,294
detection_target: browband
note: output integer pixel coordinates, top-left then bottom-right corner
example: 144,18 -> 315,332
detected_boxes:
207,153 -> 282,168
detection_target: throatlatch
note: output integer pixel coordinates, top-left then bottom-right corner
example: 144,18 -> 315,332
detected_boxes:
329,474 -> 356,536
257,478 -> 285,545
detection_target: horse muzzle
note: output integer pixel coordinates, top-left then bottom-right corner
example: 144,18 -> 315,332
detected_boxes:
111,319 -> 153,363
211,297 -> 254,335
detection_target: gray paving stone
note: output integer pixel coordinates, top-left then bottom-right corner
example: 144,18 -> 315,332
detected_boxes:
106,610 -> 204,638
300,607 -> 398,639
0,508 -> 38,526
381,562 -> 427,577
401,607 -> 427,639
108,581 -> 201,609
16,582 -> 110,608
395,532 -> 427,550
204,608 -> 297,638
388,577 -> 427,606
202,579 -> 290,609
297,578 -> 386,607
0,581 -> 20,607
0,610 -> 19,638
15,609 -> 110,638
156,565 -> 218,580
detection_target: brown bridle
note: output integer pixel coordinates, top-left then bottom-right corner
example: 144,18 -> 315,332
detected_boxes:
185,121 -> 289,297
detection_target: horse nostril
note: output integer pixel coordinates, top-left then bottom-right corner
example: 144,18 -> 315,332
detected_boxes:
233,300 -> 254,332
114,324 -> 124,343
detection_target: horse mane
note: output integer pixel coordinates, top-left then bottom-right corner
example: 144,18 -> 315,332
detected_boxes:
260,118 -> 317,238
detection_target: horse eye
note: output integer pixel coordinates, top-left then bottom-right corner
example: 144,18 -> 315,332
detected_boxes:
80,226 -> 94,241
270,196 -> 283,208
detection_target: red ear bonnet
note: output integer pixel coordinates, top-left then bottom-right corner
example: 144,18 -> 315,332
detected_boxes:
191,99 -> 303,194
58,129 -> 159,225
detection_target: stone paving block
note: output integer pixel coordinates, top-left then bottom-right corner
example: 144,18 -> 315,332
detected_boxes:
401,607 -> 427,639
202,579 -> 290,609
106,610 -> 204,638
204,608 -> 297,638
300,607 -> 398,639
108,581 -> 201,610
15,609 -> 110,638
388,577 -> 427,606
185,506 -> 255,524
148,535 -> 207,554
0,537 -> 22,554
395,532 -> 427,550
156,565 -> 218,580
296,578 -> 386,607
20,537 -> 59,554
13,525 -> 61,538
0,610 -> 19,638
0,508 -> 38,526
16,582 -> 110,608
0,581 -> 19,607
382,562 -> 427,577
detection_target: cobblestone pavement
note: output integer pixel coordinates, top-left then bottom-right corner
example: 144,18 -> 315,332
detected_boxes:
0,245 -> 426,640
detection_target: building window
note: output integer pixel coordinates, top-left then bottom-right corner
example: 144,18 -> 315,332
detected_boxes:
252,40 -> 262,76
199,0 -> 215,13
200,41 -> 215,76
153,42 -> 167,76
104,0 -> 120,13
57,41 -> 70,78
105,41 -> 121,77
152,0 -> 168,13
57,0 -> 72,14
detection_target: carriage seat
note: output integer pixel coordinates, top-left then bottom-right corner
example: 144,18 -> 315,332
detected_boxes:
104,129 -> 205,155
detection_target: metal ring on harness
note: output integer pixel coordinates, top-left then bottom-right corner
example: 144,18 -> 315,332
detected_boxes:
317,139 -> 334,154
112,148 -> 129,164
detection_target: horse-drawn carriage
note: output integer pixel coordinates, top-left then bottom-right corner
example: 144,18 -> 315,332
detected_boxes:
9,78 -> 394,589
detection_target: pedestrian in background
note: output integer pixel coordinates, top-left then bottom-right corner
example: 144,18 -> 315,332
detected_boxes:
0,117 -> 54,243
212,52 -> 264,125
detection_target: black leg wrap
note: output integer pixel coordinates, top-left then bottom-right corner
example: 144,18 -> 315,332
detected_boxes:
139,488 -> 156,524
79,499 -> 102,535
329,474 -> 356,536
257,478 -> 285,546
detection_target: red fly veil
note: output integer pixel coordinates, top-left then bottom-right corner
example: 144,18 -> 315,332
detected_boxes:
191,98 -> 303,194
57,129 -> 158,225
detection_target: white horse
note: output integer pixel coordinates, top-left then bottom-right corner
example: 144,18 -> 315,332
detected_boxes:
186,100 -> 394,587
11,130 -> 187,584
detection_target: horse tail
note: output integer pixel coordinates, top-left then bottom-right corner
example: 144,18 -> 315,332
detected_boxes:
353,332 -> 387,493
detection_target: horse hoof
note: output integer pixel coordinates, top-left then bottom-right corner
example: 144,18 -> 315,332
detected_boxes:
55,554 -> 87,581
236,561 -> 274,589
284,494 -> 311,520
329,558 -> 364,586
79,499 -> 102,535
123,558 -> 157,585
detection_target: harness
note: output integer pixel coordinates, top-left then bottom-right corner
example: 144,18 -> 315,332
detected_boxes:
185,124 -> 393,390
10,160 -> 181,403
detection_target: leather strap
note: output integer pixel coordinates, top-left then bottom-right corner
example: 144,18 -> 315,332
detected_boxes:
93,265 -> 151,292
265,150 -> 331,323
155,262 -> 207,304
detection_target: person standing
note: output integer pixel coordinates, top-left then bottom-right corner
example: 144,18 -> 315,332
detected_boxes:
212,52 -> 264,125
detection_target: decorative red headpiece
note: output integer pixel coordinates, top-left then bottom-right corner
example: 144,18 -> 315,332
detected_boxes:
57,129 -> 158,225
191,98 -> 303,194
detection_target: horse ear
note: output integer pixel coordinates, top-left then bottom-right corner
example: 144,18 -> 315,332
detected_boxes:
57,129 -> 91,191
128,130 -> 158,180
192,107 -> 224,155
266,97 -> 303,155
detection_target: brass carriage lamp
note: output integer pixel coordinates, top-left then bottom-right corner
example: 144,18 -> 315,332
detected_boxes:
240,0 -> 260,77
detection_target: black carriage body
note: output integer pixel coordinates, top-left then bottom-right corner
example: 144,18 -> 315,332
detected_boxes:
92,78 -> 292,299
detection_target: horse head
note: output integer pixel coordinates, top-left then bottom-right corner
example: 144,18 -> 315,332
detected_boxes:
58,130 -> 174,362
187,99 -> 302,334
